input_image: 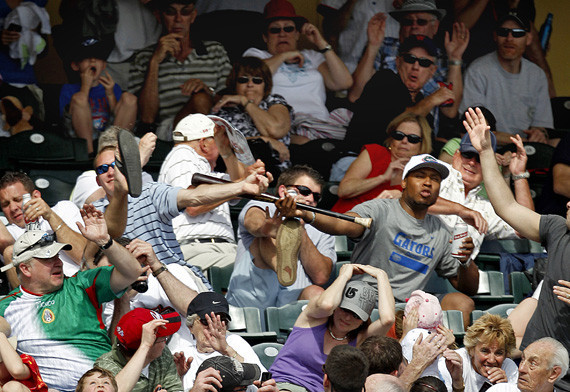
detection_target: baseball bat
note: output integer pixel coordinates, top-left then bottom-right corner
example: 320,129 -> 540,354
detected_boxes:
191,173 -> 372,228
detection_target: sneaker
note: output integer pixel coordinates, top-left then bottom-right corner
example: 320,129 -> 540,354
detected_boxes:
116,129 -> 142,197
276,218 -> 302,287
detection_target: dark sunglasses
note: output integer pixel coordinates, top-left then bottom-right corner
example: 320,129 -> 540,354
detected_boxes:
163,6 -> 195,16
496,27 -> 526,38
391,130 -> 422,144
237,76 -> 264,85
95,161 -> 115,175
19,233 -> 56,256
199,314 -> 231,326
460,151 -> 480,163
401,53 -> 434,68
400,18 -> 433,27
286,185 -> 321,203
268,26 -> 296,34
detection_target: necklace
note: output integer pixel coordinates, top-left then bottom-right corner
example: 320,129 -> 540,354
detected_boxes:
328,327 -> 347,341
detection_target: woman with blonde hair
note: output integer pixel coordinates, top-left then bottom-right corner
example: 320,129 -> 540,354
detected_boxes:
332,112 -> 432,213
440,313 -> 518,392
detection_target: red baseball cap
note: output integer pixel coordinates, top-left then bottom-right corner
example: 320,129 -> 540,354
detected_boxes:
263,0 -> 307,26
115,308 -> 181,350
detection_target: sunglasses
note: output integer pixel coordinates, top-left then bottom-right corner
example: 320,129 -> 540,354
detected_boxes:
163,6 -> 195,16
286,185 -> 321,203
460,151 -> 480,163
237,76 -> 264,85
391,130 -> 423,144
199,314 -> 231,326
496,27 -> 526,38
18,233 -> 56,256
95,161 -> 115,175
401,53 -> 434,68
400,18 -> 434,27
268,26 -> 296,34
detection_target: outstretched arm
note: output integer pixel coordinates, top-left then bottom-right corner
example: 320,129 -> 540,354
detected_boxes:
463,107 -> 541,241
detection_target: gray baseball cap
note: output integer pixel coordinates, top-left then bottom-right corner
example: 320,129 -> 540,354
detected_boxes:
339,281 -> 378,321
12,230 -> 71,266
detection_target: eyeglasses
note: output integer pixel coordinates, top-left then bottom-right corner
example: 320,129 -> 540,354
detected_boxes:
391,130 -> 423,144
237,76 -> 264,85
268,26 -> 296,34
163,6 -> 195,16
401,53 -> 434,68
95,161 -> 115,175
199,314 -> 231,326
286,185 -> 321,203
460,151 -> 480,163
496,27 -> 526,38
400,17 -> 435,27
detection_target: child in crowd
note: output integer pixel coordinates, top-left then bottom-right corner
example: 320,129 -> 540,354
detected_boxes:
75,367 -> 118,392
0,332 -> 48,392
59,36 -> 137,154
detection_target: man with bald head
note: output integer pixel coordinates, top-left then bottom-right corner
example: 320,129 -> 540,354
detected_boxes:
365,374 -> 405,392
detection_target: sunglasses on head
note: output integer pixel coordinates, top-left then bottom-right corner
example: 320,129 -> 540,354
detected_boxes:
401,53 -> 434,68
496,27 -> 526,38
268,25 -> 296,34
199,313 -> 231,326
400,17 -> 434,27
286,185 -> 321,203
95,161 -> 115,175
237,76 -> 264,85
19,233 -> 55,256
460,151 -> 480,163
391,130 -> 423,144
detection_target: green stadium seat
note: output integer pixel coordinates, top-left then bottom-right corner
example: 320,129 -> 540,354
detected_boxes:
265,300 -> 309,343
227,305 -> 277,345
252,342 -> 284,370
208,264 -> 233,296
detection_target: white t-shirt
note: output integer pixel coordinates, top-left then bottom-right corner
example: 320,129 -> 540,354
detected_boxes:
6,200 -> 83,276
243,48 -> 329,121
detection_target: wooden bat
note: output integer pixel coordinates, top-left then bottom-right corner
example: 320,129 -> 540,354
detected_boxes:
192,173 -> 373,228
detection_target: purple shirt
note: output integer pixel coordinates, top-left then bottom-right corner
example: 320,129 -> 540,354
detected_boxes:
269,322 -> 356,392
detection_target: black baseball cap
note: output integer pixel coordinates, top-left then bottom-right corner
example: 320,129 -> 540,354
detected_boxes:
399,35 -> 438,57
197,356 -> 261,392
187,292 -> 232,321
497,9 -> 530,31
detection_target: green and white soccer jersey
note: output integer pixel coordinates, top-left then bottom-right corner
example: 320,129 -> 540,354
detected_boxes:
0,266 -> 120,392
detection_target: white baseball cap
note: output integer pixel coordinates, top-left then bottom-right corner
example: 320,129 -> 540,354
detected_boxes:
12,230 -> 71,266
172,114 -> 215,142
402,154 -> 449,180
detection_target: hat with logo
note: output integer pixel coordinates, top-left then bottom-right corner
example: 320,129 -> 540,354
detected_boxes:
197,356 -> 261,392
459,131 -> 497,154
404,290 -> 443,331
173,114 -> 215,142
12,230 -> 71,266
263,0 -> 307,27
70,36 -> 115,62
402,154 -> 449,180
497,9 -> 530,31
186,292 -> 232,321
399,35 -> 438,57
339,280 -> 378,321
115,308 -> 181,350
389,0 -> 446,22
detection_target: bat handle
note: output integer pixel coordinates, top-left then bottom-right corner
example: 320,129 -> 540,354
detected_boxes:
353,216 -> 372,229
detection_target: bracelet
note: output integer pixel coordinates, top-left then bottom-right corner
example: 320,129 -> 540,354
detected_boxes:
152,265 -> 168,277
448,59 -> 463,66
54,224 -> 63,233
99,237 -> 113,250
231,351 -> 238,359
307,211 -> 316,225
243,99 -> 254,109
318,44 -> 332,53
512,171 -> 530,181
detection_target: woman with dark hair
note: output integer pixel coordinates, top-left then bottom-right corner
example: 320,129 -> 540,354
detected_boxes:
212,56 -> 293,176
268,264 -> 395,392
332,112 -> 432,213
410,376 -> 447,392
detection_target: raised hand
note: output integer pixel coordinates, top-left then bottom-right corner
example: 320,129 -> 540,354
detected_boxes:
463,107 -> 492,153
127,239 -> 160,269
76,204 -> 109,245
23,195 -> 53,223
508,134 -> 528,176
173,351 -> 193,377
443,348 -> 464,388
367,13 -> 387,48
139,132 -> 157,167
301,23 -> 327,49
444,22 -> 469,60
202,312 -> 229,354
241,167 -> 271,196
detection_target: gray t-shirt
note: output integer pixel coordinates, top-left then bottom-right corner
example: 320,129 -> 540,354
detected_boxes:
351,199 -> 459,302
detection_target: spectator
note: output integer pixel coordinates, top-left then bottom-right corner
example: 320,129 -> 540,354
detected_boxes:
439,314 -> 518,392
365,374 -> 405,392
95,308 -> 183,392
277,154 -> 482,322
225,165 -> 336,317
463,106 -> 570,391
129,0 -> 231,141
331,112 -> 432,211
158,114 -> 247,271
536,133 -> 570,217
0,171 -> 86,281
460,10 -> 553,146
244,0 -> 353,144
323,345 -> 369,392
0,206 -> 144,392
487,337 -> 569,392
59,36 -> 137,154
359,336 -> 404,376
0,332 -> 48,392
76,367 -> 119,392
194,356 -> 275,392
268,264 -> 395,392
212,56 -> 293,176
410,376 -> 447,392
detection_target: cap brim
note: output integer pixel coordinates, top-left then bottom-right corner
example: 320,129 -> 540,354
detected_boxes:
410,162 -> 449,180
239,363 -> 261,386
340,304 -> 370,322
389,8 -> 446,21
156,312 -> 182,337
13,242 -> 71,265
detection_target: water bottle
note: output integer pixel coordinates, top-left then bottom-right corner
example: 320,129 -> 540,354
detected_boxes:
539,13 -> 553,52
22,193 -> 41,231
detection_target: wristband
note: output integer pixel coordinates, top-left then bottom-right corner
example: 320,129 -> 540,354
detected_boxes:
54,224 -> 63,233
307,211 -> 316,225
448,59 -> 463,66
152,265 -> 168,277
318,44 -> 332,53
99,237 -> 113,250
512,171 -> 530,181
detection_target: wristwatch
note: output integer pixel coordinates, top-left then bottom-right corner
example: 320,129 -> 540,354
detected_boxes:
318,44 -> 332,53
99,238 -> 113,250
